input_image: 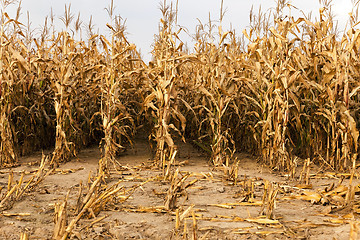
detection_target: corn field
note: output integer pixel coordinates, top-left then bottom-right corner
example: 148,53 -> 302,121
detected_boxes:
2,0 -> 360,238
1,0 -> 360,174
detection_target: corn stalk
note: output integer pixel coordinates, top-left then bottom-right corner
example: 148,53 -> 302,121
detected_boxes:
145,1 -> 186,171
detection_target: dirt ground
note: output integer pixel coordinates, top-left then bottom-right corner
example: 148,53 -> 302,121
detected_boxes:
0,138 -> 359,240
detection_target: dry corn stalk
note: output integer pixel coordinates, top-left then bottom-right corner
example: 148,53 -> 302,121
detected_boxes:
223,159 -> 239,184
97,4 -> 139,174
145,1 -> 187,171
53,190 -> 70,239
50,31 -> 83,165
19,232 -> 29,240
350,221 -> 360,240
0,154 -> 51,211
260,181 -> 278,219
0,7 -> 21,166
164,168 -> 190,211
54,170 -> 135,239
191,210 -> 197,240
299,158 -> 311,185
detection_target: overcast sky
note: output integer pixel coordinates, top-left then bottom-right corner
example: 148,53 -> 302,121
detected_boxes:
4,0 -> 355,62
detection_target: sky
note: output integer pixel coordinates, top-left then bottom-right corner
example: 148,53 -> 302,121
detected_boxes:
3,0 -> 356,62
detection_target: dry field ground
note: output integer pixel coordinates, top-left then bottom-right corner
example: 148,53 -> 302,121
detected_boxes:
1,137 -> 358,240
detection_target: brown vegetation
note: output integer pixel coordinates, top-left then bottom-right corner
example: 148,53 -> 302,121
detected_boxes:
2,0 -> 360,238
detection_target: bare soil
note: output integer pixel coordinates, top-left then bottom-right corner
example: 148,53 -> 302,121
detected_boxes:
0,138 -> 358,240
